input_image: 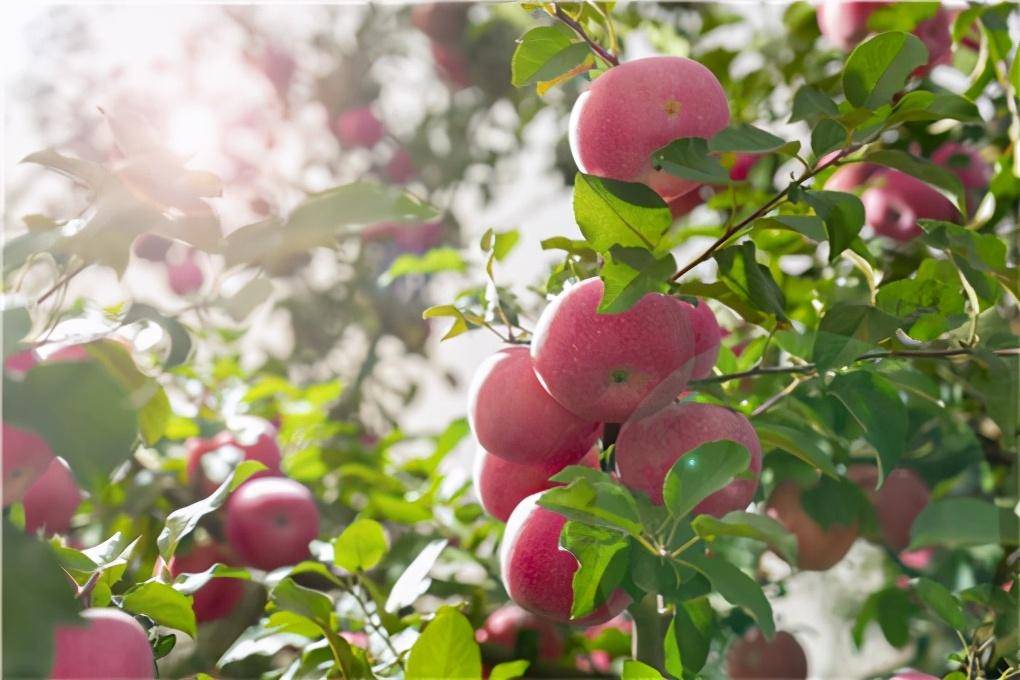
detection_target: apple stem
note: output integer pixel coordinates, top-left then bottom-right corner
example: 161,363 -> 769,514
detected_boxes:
629,593 -> 666,673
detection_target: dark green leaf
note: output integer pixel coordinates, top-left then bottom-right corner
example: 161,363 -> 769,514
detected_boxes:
810,119 -> 847,158
714,242 -> 787,320
709,125 -> 787,154
691,512 -> 798,564
910,497 -> 1019,549
827,371 -> 907,483
561,522 -> 630,619
800,476 -> 869,531
682,551 -> 774,637
664,598 -> 714,676
862,149 -> 966,215
538,479 -> 643,537
913,578 -> 967,631
599,247 -> 676,314
801,190 -> 865,260
842,32 -> 928,109
811,303 -> 901,370
652,138 -> 729,184
790,86 -> 839,122
753,422 -> 838,478
271,577 -> 333,624
573,174 -> 671,253
876,260 -> 967,341
853,587 -> 915,648
662,440 -> 750,519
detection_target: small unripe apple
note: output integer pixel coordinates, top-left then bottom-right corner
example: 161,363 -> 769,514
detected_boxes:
167,257 -> 204,295
846,464 -> 930,552
168,542 -> 245,623
226,477 -> 319,570
615,402 -> 761,512
726,629 -> 808,680
384,148 -> 416,184
474,445 -> 599,522
334,106 -> 385,149
677,299 -> 723,380
50,608 -> 155,679
569,56 -> 730,202
187,417 -> 283,496
531,278 -> 695,423
477,604 -> 565,661
501,492 -> 631,625
23,458 -> 82,536
765,481 -> 859,571
132,234 -> 173,262
468,346 -> 601,468
3,423 -> 54,507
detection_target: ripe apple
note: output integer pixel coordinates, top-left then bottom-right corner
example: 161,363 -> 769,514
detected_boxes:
334,106 -> 385,149
933,141 -> 991,215
410,3 -> 470,44
3,423 -> 54,506
167,542 -> 245,623
615,402 -> 762,512
861,169 -> 959,241
50,608 -> 155,679
468,346 -> 601,468
765,481 -> 859,571
569,56 -> 730,201
5,349 -> 38,377
23,458 -> 82,536
725,629 -> 808,680
187,417 -> 283,496
430,42 -> 472,90
132,234 -> 172,262
824,162 -> 883,193
384,148 -> 416,184
846,464 -> 930,552
477,603 -> 565,661
677,299 -> 723,380
167,257 -> 204,295
667,188 -> 706,220
892,671 -> 939,680
474,444 -> 599,522
531,278 -> 695,423
225,477 -> 319,570
500,492 -> 631,625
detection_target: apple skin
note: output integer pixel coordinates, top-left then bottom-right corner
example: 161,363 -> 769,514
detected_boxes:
861,169 -> 959,241
816,1 -> 887,51
469,346 -> 601,468
334,106 -> 384,149
823,162 -> 883,193
225,477 -> 319,571
892,671 -> 939,680
187,417 -> 283,496
23,458 -> 82,536
474,444 -> 599,522
132,234 -> 172,262
49,608 -> 155,679
933,141 -> 991,215
362,221 -> 443,255
531,278 -> 695,424
167,258 -> 204,295
168,542 -> 245,623
431,42 -> 472,90
615,402 -> 762,512
846,465 -> 930,552
3,423 -> 55,507
765,481 -> 859,571
410,3 -> 470,44
501,492 -> 631,626
569,56 -> 730,202
725,629 -> 808,680
677,299 -> 723,380
385,148 -> 416,184
477,604 -> 565,661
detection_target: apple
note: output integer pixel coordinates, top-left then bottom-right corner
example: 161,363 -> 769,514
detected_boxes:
187,417 -> 283,496
615,402 -> 762,512
468,346 -> 601,467
5,349 -> 38,377
892,672 -> 939,680
362,221 -> 443,255
132,234 -> 172,262
933,141 -> 991,215
3,423 -> 54,507
430,42 -> 472,90
677,299 -> 723,380
861,169 -> 959,241
384,148 -> 416,184
50,608 -> 155,679
725,629 -> 808,680
531,278 -> 695,423
23,458 -> 82,536
569,56 -> 730,201
846,464 -> 930,552
477,604 -> 565,661
667,188 -> 706,219
474,444 -> 599,522
765,481 -> 859,571
226,477 -> 319,570
168,542 -> 245,623
410,3 -> 470,44
167,257 -> 204,295
500,492 -> 631,625
334,106 -> 384,149
824,162 -> 883,193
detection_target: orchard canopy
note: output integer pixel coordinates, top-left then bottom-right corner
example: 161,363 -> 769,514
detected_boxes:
3,2 -> 1019,679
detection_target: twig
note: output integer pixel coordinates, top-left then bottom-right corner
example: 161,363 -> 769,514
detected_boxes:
752,375 -> 808,417
552,6 -> 619,67
37,262 -> 87,304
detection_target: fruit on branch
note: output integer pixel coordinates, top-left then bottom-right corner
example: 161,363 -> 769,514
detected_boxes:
2,423 -> 54,507
49,608 -> 155,679
167,255 -> 204,296
766,481 -> 859,571
667,154 -> 761,220
569,56 -> 730,201
932,141 -> 991,215
728,153 -> 762,182
473,444 -> 599,522
167,541 -> 245,623
500,492 -> 631,625
677,298 -> 723,380
411,2 -> 470,45
615,402 -> 762,512
531,278 -> 695,423
132,234 -> 173,262
23,458 -> 82,536
725,629 -> 808,680
384,148 -> 416,184
824,162 -> 883,193
477,604 -> 565,662
362,221 -> 443,255
334,106 -> 385,149
847,464 -> 930,552
430,42 -> 472,90
4,349 -> 38,377
187,417 -> 283,496
468,346 -> 601,467
891,671 -> 939,680
667,188 -> 707,219
226,477 -> 319,570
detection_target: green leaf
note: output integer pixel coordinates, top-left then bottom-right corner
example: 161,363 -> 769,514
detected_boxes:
406,606 -> 482,679
887,91 -> 981,124
422,304 -> 483,341
599,247 -> 676,314
2,304 -> 31,359
490,660 -> 531,680
271,577 -> 334,624
511,26 -> 591,89
811,303 -> 901,371
756,215 -> 827,242
573,173 -> 671,253
333,519 -> 389,572
538,478 -> 643,537
801,190 -> 865,260
920,219 -> 1011,301
122,580 -> 197,638
122,303 -> 192,368
682,551 -> 774,637
662,441 -> 750,519
709,124 -> 787,154
862,149 -> 967,215
913,578 -> 967,631
664,598 -> 714,677
810,119 -> 847,158
876,260 -> 967,340
853,587 -> 915,648
827,371 -> 907,483
800,476 -> 869,531
790,86 -> 839,122
380,248 -> 466,284
713,242 -> 787,320
910,497 -> 1019,549
172,564 -> 250,595
561,521 -> 630,619
691,511 -> 798,564
622,659 -> 665,679
842,32 -> 928,109
753,422 -> 839,478
652,138 -> 729,184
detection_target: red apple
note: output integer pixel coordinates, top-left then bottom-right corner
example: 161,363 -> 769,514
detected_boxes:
824,162 -> 883,193
431,42 -> 472,90
932,141 -> 991,215
816,1 -> 887,51
726,629 -> 808,680
861,169 -> 959,241
23,458 -> 82,536
132,234 -> 172,262
50,608 -> 155,679
168,542 -> 245,623
225,477 -> 319,570
5,349 -> 38,377
410,3 -> 470,44
3,423 -> 54,507
765,481 -> 859,571
677,299 -> 723,380
187,417 -> 283,496
846,465 -> 930,552
167,257 -> 204,295
477,603 -> 565,661
334,107 -> 384,149
384,148 -> 416,184
729,153 -> 761,182
892,671 -> 939,680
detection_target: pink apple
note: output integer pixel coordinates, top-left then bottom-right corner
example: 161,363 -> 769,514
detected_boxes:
531,278 -> 695,423
569,56 -> 730,201
846,465 -> 930,552
334,107 -> 384,149
892,671 -> 939,680
615,402 -> 761,512
3,423 -> 54,507
729,153 -> 761,182
824,162 -> 883,193
384,148 -> 416,184
50,608 -> 155,679
500,492 -> 630,625
861,169 -> 959,241
132,234 -> 172,262
667,189 -> 705,219
933,141 -> 991,215
410,3 -> 470,44
726,629 -> 808,680
431,42 -> 472,90
23,458 -> 82,536
187,417 -> 282,496
766,481 -> 859,571
468,346 -> 601,468
167,257 -> 204,295
5,349 -> 38,377
677,299 -> 723,380
476,604 -> 565,661
226,477 -> 319,570
168,542 -> 245,623
816,1 -> 888,51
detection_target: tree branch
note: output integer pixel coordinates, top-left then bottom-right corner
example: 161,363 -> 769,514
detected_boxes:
552,6 -> 619,67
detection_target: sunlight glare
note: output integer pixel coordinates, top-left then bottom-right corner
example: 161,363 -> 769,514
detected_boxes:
167,105 -> 219,156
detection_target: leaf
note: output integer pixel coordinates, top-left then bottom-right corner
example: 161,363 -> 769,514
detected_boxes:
511,26 -> 582,87
662,441 -> 750,519
2,303 -> 31,359
381,248 -> 466,284
490,660 -> 531,680
876,260 -> 967,341
862,149 -> 967,215
790,86 -> 839,122
853,587 -> 916,648
801,190 -> 865,260
910,497 -> 1019,549
560,521 -> 630,619
664,598 -> 714,677
385,539 -> 447,612
422,304 -> 483,341
753,422 -> 838,478
271,578 -> 334,626
622,659 -> 665,679
842,32 -> 928,109
755,215 -> 827,242
887,91 -> 981,124
538,478 -> 643,536
920,219 -> 1011,301
682,551 -> 774,637
122,303 -> 192,368
21,148 -> 109,189
800,476 -> 869,531
827,371 -> 907,483
651,138 -> 729,184
811,303 -> 901,371
713,242 -> 787,320
599,247 -> 676,314
406,606 -> 482,679
573,173 -> 671,253
709,124 -> 788,154
122,580 -> 197,638
172,563 -> 250,595
333,519 -> 389,572
810,119 -> 847,158
913,578 -> 967,631
691,511 -> 798,564
219,277 -> 274,322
